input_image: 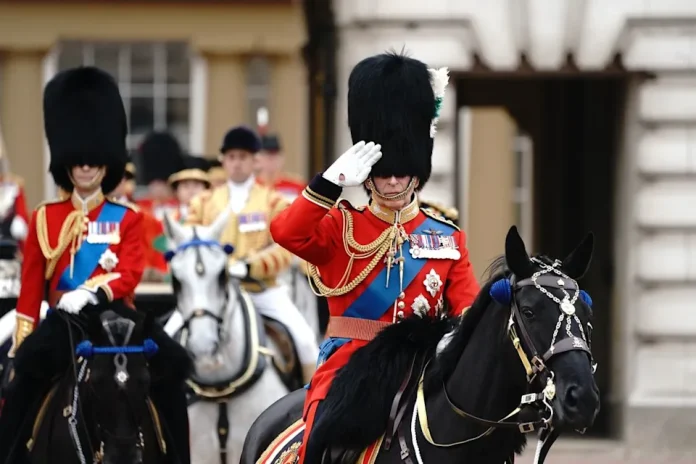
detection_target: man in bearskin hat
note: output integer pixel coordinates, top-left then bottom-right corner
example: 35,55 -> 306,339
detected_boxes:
108,154 -> 137,202
168,154 -> 211,223
185,125 -> 320,384
0,66 -> 191,463
136,131 -> 185,282
269,51 -> 480,462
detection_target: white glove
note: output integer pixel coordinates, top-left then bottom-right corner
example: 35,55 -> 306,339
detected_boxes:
228,261 -> 249,279
10,216 -> 27,241
322,141 -> 382,187
56,289 -> 98,314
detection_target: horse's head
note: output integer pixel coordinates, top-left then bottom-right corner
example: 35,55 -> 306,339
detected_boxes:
79,308 -> 158,464
162,207 -> 234,359
493,225 -> 599,431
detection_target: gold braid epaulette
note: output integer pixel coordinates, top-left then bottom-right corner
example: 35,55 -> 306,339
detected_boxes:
306,206 -> 397,297
36,206 -> 85,280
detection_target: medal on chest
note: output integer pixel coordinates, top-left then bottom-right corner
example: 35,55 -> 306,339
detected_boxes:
238,212 -> 267,233
408,228 -> 460,259
86,221 -> 121,244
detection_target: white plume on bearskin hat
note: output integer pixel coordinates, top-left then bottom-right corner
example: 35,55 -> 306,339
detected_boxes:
43,66 -> 128,193
347,51 -> 447,190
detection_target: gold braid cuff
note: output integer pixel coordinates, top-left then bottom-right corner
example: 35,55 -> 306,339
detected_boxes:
9,315 -> 34,357
36,207 -> 85,280
306,207 -> 399,297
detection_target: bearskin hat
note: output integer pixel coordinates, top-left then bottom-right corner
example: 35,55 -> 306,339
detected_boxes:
220,126 -> 261,154
168,154 -> 211,189
348,51 -> 435,189
260,134 -> 281,153
138,131 -> 186,184
43,66 -> 128,193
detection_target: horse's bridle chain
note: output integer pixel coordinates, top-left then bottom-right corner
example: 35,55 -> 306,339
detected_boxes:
530,258 -> 589,354
410,262 -> 596,464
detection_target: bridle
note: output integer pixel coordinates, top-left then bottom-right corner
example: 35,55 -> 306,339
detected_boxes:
411,259 -> 596,464
63,316 -> 159,464
165,228 -> 237,358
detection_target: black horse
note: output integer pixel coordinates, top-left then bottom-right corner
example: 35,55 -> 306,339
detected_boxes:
0,303 -> 191,464
241,226 -> 600,464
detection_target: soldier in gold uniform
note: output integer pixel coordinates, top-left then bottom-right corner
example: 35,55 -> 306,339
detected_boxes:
187,126 -> 320,383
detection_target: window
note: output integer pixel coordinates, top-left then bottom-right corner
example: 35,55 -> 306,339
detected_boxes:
246,56 -> 271,127
513,132 -> 534,247
55,41 -> 193,183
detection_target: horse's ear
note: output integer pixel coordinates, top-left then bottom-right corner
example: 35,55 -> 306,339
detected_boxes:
504,226 -> 535,278
162,211 -> 185,245
562,232 -> 594,280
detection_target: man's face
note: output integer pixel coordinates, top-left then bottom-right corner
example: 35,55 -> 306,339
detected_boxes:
70,165 -> 104,191
221,149 -> 255,183
175,180 -> 207,205
256,151 -> 283,179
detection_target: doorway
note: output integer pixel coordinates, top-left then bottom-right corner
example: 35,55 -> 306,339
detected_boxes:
455,75 -> 629,438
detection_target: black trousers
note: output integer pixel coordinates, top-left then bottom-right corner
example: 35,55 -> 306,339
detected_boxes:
0,310 -> 190,464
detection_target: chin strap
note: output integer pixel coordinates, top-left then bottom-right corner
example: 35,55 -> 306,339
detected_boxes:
365,177 -> 417,203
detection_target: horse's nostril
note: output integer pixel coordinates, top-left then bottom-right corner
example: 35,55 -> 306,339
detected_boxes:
564,386 -> 580,409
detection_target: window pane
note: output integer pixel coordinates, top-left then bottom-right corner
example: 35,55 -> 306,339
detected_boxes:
93,43 -> 120,81
131,43 -> 154,85
166,97 -> 189,131
130,97 -> 154,135
247,56 -> 270,86
166,43 -> 190,84
58,42 -> 84,71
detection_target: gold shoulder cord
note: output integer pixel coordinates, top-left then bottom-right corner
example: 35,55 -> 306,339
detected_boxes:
36,207 -> 85,280
307,207 -> 397,297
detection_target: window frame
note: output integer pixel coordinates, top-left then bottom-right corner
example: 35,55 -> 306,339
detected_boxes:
42,41 -> 207,199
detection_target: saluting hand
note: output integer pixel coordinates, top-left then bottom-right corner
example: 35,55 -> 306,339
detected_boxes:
322,141 -> 382,187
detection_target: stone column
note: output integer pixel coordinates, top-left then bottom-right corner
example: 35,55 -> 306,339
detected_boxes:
0,50 -> 46,209
204,53 -> 247,155
269,52 -> 308,179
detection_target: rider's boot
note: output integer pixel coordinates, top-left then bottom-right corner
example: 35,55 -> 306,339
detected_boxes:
151,384 -> 191,464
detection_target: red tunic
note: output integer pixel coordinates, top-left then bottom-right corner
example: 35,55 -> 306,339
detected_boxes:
258,174 -> 305,203
135,198 -> 178,277
17,192 -> 144,329
0,174 -> 29,253
269,174 -> 479,461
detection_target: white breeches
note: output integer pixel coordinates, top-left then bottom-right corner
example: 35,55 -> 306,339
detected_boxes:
249,285 -> 320,365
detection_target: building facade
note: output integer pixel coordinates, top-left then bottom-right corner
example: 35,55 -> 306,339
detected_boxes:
0,0 -> 309,208
332,0 -> 696,453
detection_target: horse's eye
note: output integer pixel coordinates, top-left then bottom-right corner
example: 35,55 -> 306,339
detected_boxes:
521,308 -> 534,319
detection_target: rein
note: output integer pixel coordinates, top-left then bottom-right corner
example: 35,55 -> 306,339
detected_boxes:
412,259 -> 596,464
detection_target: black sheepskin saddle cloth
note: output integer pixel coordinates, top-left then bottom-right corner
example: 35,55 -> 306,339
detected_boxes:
311,316 -> 450,450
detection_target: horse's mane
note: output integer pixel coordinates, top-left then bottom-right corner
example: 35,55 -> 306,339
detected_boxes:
425,256 -> 509,387
427,254 -> 555,389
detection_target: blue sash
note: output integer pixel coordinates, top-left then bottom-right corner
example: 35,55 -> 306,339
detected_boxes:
57,202 -> 127,291
342,216 -> 451,320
